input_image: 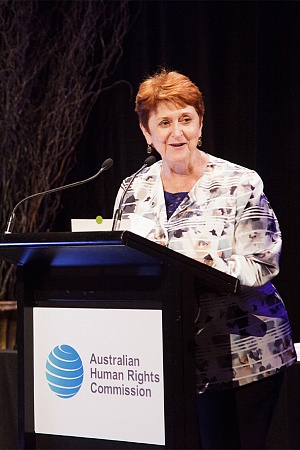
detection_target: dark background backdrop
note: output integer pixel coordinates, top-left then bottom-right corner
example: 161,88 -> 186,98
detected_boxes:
55,1 -> 300,341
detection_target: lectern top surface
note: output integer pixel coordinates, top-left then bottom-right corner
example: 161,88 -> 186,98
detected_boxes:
0,230 -> 240,293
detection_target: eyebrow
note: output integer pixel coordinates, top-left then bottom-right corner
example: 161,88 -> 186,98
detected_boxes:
156,112 -> 193,120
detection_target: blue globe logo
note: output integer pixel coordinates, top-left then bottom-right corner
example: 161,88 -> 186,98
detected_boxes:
46,345 -> 84,398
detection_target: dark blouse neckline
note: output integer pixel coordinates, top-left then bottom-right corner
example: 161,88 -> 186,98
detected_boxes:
164,191 -> 188,220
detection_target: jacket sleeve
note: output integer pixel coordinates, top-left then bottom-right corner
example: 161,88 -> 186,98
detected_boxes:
211,171 -> 282,287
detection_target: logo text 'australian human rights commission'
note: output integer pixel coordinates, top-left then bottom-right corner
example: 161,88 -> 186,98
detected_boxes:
89,353 -> 161,398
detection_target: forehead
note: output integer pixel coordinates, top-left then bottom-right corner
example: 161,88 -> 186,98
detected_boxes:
149,102 -> 198,120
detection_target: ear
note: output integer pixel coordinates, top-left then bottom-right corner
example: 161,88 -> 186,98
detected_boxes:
198,118 -> 203,139
199,118 -> 203,134
140,123 -> 151,144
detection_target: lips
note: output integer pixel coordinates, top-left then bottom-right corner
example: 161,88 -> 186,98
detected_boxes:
170,143 -> 186,147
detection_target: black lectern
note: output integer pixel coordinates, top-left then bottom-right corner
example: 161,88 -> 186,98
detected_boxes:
0,231 -> 239,450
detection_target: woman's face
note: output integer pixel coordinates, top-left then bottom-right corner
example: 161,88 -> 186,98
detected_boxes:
141,102 -> 202,166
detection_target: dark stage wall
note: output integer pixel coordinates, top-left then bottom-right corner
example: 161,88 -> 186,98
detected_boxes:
55,1 -> 300,341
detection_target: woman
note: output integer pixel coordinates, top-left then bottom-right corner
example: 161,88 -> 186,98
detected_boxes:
113,69 -> 296,449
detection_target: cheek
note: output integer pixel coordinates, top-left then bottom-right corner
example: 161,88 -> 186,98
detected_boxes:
191,125 -> 201,137
152,132 -> 168,144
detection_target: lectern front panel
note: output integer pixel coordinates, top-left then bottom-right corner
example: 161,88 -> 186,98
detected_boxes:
33,307 -> 165,446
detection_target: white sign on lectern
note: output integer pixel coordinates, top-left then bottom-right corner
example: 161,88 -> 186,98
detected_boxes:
33,307 -> 165,445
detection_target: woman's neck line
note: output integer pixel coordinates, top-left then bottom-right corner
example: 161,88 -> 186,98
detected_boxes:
161,151 -> 209,178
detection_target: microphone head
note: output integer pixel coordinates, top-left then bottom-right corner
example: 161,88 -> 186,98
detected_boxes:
144,155 -> 156,167
102,158 -> 114,170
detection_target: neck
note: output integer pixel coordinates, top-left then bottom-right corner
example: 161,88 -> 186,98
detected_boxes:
161,151 -> 209,193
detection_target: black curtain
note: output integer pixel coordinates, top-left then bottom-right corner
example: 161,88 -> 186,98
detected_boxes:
55,1 -> 300,341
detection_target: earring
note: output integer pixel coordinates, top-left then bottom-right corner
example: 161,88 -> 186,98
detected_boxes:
147,144 -> 152,154
197,137 -> 202,148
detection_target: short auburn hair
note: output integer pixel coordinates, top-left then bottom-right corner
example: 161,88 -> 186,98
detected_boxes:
135,69 -> 205,131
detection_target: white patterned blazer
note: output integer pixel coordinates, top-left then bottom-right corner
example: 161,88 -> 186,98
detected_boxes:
114,154 -> 296,390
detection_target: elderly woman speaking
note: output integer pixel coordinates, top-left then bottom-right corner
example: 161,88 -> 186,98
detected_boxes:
113,69 -> 296,449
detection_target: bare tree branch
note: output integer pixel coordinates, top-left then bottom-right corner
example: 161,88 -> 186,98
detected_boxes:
0,0 -> 130,299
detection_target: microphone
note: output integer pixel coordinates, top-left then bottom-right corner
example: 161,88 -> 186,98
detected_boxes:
5,158 -> 114,234
112,155 -> 156,232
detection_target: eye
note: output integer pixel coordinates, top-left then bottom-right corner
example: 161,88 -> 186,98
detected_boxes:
181,116 -> 192,123
159,119 -> 170,127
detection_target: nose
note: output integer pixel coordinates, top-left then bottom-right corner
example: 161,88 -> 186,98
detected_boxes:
171,121 -> 183,137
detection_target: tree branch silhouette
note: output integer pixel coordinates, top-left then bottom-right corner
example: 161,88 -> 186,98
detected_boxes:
0,0 -> 130,300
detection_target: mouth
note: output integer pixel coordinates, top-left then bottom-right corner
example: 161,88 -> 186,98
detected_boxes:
169,142 -> 186,148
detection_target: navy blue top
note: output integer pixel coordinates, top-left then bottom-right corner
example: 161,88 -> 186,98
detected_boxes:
164,191 -> 188,220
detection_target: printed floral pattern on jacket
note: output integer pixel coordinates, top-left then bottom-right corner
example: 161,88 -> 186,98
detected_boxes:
114,154 -> 296,390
